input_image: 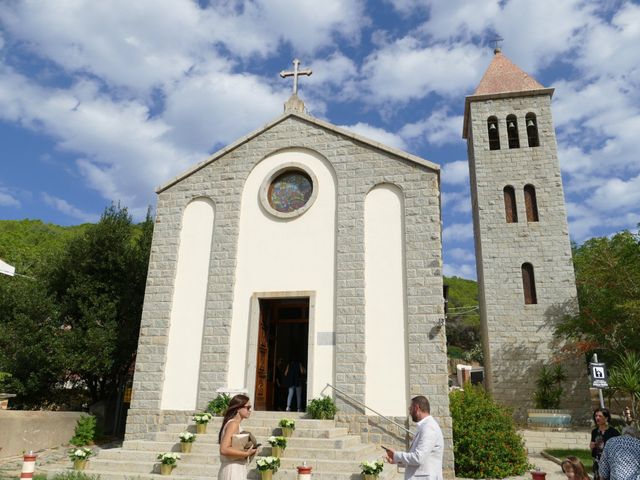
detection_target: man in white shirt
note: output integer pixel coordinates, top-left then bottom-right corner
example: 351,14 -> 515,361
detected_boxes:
385,396 -> 444,480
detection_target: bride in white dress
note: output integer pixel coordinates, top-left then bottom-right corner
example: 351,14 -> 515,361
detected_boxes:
218,394 -> 260,480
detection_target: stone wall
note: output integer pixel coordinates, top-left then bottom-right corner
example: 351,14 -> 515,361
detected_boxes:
466,93 -> 590,422
125,112 -> 453,472
0,411 -> 84,458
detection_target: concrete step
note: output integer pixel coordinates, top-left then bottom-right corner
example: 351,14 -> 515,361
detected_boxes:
92,442 -> 376,464
81,452 -> 385,476
163,424 -> 350,438
165,417 -> 334,431
150,432 -> 361,448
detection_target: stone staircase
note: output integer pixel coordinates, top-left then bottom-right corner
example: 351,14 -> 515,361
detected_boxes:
43,412 -> 399,480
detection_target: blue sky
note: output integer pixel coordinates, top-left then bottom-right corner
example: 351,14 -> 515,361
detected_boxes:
1,0 -> 639,279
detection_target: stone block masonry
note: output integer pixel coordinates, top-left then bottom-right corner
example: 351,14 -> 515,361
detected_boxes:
466,93 -> 590,423
125,112 -> 452,471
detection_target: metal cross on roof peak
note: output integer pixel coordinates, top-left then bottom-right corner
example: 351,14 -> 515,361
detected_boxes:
280,58 -> 312,95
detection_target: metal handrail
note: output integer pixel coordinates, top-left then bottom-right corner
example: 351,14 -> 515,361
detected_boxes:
324,383 -> 413,436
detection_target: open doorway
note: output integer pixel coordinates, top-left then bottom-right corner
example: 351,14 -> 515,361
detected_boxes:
254,298 -> 309,411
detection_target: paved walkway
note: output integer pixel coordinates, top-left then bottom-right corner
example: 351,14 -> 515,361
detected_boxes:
0,444 -> 567,480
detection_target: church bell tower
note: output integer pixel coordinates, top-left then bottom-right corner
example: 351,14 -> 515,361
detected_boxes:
463,49 -> 590,419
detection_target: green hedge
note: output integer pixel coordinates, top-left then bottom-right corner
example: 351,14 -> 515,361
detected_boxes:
450,384 -> 530,478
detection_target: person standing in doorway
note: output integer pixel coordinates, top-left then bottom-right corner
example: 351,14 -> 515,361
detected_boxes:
590,408 -> 620,480
384,396 -> 444,480
284,356 -> 305,412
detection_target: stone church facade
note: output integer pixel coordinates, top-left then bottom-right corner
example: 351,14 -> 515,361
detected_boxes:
125,51 -> 589,465
125,94 -> 452,460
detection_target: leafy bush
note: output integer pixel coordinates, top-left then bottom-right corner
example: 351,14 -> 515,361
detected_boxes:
70,415 -> 97,446
450,384 -> 529,478
307,395 -> 337,419
207,393 -> 231,416
447,346 -> 465,359
534,364 -> 566,409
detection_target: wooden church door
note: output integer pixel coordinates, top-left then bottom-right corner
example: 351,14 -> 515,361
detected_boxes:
254,298 -> 309,411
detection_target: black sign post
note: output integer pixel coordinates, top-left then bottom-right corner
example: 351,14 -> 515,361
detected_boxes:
589,354 -> 607,408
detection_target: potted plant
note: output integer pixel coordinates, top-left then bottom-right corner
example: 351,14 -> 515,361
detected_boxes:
157,452 -> 181,475
193,412 -> 213,434
267,436 -> 287,458
207,393 -> 231,416
527,363 -> 572,428
360,460 -> 384,480
69,447 -> 93,470
178,431 -> 196,453
307,395 -> 337,419
256,456 -> 280,480
278,418 -> 295,437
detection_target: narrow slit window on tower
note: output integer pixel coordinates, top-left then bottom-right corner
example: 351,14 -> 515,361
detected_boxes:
503,185 -> 518,223
526,113 -> 540,147
506,114 -> 520,149
524,184 -> 539,222
521,263 -> 537,305
487,116 -> 500,150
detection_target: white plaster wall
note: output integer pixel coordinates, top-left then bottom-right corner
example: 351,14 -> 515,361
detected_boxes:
364,184 -> 407,416
160,198 -> 215,410
228,149 -> 336,398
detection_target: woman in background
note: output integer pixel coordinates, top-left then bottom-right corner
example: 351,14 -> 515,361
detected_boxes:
218,394 -> 259,480
589,408 -> 619,480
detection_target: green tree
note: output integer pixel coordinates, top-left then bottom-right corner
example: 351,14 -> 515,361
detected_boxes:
554,228 -> 640,361
0,275 -> 66,405
48,204 -> 153,403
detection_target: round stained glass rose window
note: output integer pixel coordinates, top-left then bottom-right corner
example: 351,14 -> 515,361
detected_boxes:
268,170 -> 313,213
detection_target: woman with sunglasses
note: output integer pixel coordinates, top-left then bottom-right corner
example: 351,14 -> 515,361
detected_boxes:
218,394 -> 259,480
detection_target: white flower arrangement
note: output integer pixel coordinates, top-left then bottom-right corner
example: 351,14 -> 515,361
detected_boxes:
178,431 -> 196,443
157,452 -> 181,465
68,447 -> 93,461
267,435 -> 287,448
278,418 -> 295,429
256,456 -> 281,472
360,460 -> 384,475
193,412 -> 213,424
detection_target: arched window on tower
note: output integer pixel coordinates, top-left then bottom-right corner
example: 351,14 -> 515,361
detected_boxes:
506,114 -> 520,148
487,116 -> 500,150
521,263 -> 537,305
526,113 -> 540,147
503,185 -> 518,223
524,184 -> 539,222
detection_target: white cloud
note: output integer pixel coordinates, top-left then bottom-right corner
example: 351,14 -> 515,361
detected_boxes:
587,175 -> 640,213
162,68 -> 285,151
339,122 -> 407,150
399,109 -> 463,147
442,222 -> 474,242
449,247 -> 475,262
0,189 -> 20,207
441,161 -> 469,185
362,40 -> 486,102
0,67 -> 197,210
0,0 -> 206,93
42,193 -> 98,223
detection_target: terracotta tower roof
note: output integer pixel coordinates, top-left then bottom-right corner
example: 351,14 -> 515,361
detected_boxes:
473,48 -> 545,95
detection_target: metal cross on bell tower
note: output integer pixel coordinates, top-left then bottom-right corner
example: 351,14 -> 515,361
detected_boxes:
280,58 -> 312,96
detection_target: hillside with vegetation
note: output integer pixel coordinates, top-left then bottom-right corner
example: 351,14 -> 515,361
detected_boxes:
0,206 -> 153,410
443,276 -> 481,363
